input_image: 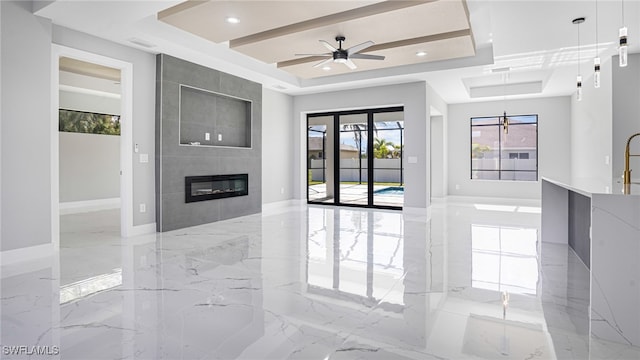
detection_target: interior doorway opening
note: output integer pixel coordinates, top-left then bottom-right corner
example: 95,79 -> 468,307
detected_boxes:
57,56 -> 125,286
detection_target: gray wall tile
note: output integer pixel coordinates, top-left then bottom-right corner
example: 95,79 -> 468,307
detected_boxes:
156,54 -> 262,232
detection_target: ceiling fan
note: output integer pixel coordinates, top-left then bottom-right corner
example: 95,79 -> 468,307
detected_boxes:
295,36 -> 385,70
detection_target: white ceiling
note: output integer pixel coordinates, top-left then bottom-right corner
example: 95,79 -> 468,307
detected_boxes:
35,0 -> 640,104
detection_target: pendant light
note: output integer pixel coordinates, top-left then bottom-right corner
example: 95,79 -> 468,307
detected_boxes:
501,72 -> 509,134
573,17 -> 585,101
619,0 -> 628,67
594,0 -> 601,88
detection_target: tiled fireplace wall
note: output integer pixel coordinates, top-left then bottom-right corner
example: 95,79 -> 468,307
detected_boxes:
155,54 -> 262,231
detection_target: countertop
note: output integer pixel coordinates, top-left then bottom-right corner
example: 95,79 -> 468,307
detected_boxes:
542,177 -> 640,198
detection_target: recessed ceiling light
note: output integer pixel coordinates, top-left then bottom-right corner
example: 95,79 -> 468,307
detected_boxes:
226,16 -> 240,24
416,51 -> 427,57
322,66 -> 331,71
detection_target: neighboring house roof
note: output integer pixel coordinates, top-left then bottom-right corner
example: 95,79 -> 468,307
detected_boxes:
471,122 -> 537,149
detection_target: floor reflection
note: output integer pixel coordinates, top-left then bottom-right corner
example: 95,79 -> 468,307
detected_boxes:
471,224 -> 538,295
306,207 -> 405,308
2,199 -> 640,359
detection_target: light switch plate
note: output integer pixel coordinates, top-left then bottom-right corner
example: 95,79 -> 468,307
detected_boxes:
408,156 -> 418,164
205,132 -> 210,141
218,133 -> 222,141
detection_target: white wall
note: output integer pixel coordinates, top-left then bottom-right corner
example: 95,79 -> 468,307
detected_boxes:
431,115 -> 445,198
59,132 -> 120,203
53,25 -> 156,227
59,70 -> 121,115
59,90 -> 120,116
448,97 -> 571,199
571,57 -> 613,193
1,1 -> 52,251
293,82 -> 431,210
58,74 -> 122,202
612,54 -> 640,189
262,88 -> 294,204
428,86 -> 449,198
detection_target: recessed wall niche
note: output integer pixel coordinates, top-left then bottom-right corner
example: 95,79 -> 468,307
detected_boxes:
179,85 -> 252,148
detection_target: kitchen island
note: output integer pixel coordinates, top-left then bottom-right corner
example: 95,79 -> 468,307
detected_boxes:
541,178 -> 640,347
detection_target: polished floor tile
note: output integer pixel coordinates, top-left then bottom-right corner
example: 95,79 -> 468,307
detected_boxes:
2,199 -> 640,359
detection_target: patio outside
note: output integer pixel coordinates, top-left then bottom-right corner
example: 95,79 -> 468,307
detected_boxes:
308,182 -> 404,207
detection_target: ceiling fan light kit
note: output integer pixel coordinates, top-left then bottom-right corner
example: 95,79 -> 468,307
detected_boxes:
296,35 -> 385,70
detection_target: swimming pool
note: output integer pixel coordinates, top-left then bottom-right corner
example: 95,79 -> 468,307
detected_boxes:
373,186 -> 405,196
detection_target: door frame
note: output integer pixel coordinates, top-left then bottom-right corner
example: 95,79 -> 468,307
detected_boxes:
51,44 -> 134,250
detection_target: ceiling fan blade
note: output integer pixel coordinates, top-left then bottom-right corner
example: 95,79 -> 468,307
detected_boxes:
344,59 -> 357,70
346,40 -> 374,55
295,53 -> 332,57
313,58 -> 334,68
320,40 -> 338,52
349,53 -> 385,61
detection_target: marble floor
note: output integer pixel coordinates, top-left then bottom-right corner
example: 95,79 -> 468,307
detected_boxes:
2,198 -> 640,359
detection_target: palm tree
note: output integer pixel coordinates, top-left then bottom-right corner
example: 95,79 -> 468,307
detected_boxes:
392,144 -> 403,159
471,143 -> 491,158
374,138 -> 392,158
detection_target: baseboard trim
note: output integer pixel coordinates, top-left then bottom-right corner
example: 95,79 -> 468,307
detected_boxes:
129,223 -> 157,237
403,206 -> 431,222
262,199 -> 304,213
60,197 -> 121,214
0,243 -> 53,267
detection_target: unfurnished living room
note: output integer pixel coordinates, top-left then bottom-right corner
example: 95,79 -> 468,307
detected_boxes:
1,0 -> 640,359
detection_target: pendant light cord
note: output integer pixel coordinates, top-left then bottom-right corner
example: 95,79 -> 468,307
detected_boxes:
595,0 -> 599,54
577,21 -> 581,75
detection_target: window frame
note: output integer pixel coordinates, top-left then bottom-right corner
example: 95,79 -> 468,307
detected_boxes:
470,114 -> 538,181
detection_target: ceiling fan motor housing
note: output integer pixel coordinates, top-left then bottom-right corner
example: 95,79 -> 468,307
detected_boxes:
333,50 -> 348,63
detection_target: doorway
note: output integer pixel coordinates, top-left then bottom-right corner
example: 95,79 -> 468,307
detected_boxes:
57,56 -> 124,285
51,45 -> 134,252
307,107 -> 404,209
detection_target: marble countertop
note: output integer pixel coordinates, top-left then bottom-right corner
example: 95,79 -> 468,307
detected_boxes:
542,177 -> 640,197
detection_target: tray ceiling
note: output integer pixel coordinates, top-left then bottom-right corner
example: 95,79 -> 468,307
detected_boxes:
159,0 -> 475,79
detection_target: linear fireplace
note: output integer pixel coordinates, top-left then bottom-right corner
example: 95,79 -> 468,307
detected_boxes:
185,174 -> 248,203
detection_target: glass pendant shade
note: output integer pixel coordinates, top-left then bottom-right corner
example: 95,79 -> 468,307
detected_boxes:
594,57 -> 601,88
576,75 -> 583,101
619,26 -> 628,67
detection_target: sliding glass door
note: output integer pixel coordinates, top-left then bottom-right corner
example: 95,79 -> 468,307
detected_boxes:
307,116 -> 333,203
339,113 -> 369,206
372,111 -> 404,207
307,107 -> 404,209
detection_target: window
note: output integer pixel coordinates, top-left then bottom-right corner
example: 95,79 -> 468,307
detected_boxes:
470,114 -> 538,181
59,109 -> 120,135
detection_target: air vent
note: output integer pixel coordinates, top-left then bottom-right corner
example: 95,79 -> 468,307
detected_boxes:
491,67 -> 511,73
127,37 -> 156,48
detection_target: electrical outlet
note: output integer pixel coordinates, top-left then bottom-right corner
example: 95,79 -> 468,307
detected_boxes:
280,187 -> 284,194
605,155 -> 610,165
218,133 -> 222,142
455,184 -> 460,190
139,203 -> 146,213
205,132 -> 210,141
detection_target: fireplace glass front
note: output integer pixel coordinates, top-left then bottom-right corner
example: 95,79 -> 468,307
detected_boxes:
185,174 -> 248,203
